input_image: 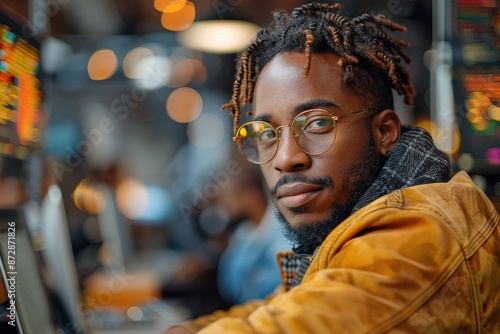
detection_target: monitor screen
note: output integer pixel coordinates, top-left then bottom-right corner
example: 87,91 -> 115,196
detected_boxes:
451,1 -> 500,176
0,8 -> 42,161
0,208 -> 57,334
41,185 -> 88,334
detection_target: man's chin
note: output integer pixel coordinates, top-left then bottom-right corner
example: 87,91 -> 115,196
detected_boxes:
281,211 -> 331,230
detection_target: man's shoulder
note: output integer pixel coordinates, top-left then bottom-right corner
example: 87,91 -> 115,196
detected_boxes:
358,170 -> 496,223
320,170 -> 499,260
397,170 -> 498,228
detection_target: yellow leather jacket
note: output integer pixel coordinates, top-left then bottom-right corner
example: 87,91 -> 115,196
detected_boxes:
172,171 -> 500,333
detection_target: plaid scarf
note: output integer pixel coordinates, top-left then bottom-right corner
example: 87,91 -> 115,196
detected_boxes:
352,124 -> 451,212
278,125 -> 451,290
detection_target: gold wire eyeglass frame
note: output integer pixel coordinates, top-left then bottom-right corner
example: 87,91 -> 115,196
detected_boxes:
232,107 -> 379,165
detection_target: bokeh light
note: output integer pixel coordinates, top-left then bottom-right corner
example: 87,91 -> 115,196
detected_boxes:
167,57 -> 194,87
123,47 -> 156,79
187,113 -> 225,149
161,1 -> 195,32
116,178 -> 149,219
87,49 -> 118,80
73,178 -> 107,215
154,0 -> 187,13
457,153 -> 475,172
166,58 -> 207,87
465,91 -> 497,132
122,44 -> 172,89
415,119 -> 437,140
166,87 -> 203,123
135,56 -> 172,90
127,306 -> 144,321
415,119 -> 461,155
486,147 -> 500,165
189,59 -> 207,84
178,20 -> 260,54
487,105 -> 500,121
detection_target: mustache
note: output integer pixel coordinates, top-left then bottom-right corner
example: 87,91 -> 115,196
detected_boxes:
270,175 -> 335,196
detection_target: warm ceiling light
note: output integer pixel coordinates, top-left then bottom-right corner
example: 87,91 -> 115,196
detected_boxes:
178,20 -> 260,54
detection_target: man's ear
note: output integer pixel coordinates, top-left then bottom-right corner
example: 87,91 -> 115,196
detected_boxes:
372,109 -> 401,156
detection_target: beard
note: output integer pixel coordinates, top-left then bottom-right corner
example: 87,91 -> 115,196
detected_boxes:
273,133 -> 382,254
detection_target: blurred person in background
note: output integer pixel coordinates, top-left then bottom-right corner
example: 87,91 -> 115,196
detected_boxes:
215,153 -> 289,305
165,2 -> 500,333
164,151 -> 289,314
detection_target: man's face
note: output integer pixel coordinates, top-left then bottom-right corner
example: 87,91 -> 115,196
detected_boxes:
252,52 -> 381,249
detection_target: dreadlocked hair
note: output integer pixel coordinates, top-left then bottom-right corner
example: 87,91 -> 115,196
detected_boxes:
221,2 -> 416,135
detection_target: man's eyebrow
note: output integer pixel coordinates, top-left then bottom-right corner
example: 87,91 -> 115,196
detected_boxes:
293,99 -> 340,113
253,99 -> 340,123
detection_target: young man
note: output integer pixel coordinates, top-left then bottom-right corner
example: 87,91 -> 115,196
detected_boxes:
166,2 -> 500,333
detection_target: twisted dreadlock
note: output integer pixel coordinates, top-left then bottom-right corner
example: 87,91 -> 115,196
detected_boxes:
222,2 -> 416,135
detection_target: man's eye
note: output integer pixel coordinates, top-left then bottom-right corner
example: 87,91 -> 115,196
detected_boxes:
304,117 -> 334,132
258,130 -> 277,142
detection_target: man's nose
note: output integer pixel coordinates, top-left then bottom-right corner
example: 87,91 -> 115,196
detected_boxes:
272,126 -> 311,172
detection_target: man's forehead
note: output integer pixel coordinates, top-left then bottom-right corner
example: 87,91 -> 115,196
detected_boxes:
252,99 -> 342,123
252,52 -> 360,119
257,52 -> 344,78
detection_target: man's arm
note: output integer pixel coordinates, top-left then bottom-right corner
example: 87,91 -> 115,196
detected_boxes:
164,328 -> 191,334
188,208 -> 465,333
164,288 -> 284,333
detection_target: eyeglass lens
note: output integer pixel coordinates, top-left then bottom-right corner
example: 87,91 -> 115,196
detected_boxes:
236,109 -> 337,164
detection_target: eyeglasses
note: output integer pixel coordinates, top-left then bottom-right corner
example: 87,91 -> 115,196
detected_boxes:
233,107 -> 379,165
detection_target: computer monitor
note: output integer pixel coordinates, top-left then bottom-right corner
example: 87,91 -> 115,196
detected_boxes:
96,184 -> 132,273
0,7 -> 42,161
0,208 -> 58,334
41,184 -> 187,334
450,1 -> 500,179
41,184 -> 88,334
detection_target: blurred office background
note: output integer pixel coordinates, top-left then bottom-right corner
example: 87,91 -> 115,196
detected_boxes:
0,0 -> 499,330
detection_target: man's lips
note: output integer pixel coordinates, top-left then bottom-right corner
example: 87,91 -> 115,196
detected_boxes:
276,183 -> 324,209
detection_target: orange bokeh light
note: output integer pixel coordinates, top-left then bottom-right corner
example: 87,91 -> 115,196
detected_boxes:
88,49 -> 118,81
73,178 -> 107,215
166,87 -> 203,123
116,178 -> 149,219
154,0 -> 187,13
161,1 -> 195,32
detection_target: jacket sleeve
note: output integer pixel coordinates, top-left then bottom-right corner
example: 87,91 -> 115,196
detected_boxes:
193,206 -> 464,333
167,286 -> 286,333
